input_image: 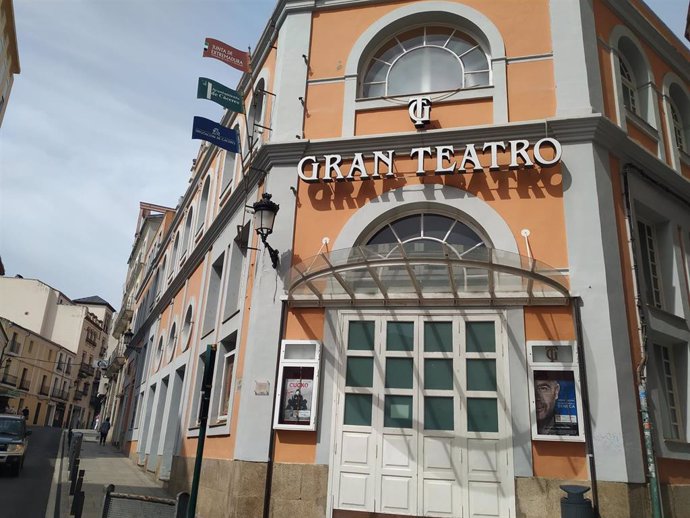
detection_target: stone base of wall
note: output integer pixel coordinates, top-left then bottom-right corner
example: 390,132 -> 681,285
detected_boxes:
269,463 -> 328,518
516,477 -> 690,518
168,456 -> 268,518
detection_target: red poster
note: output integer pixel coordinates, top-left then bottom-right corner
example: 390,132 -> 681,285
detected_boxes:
203,38 -> 250,73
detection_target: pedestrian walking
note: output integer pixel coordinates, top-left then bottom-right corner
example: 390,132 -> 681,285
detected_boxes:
99,417 -> 111,445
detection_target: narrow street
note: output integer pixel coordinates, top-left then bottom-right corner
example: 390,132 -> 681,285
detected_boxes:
0,426 -> 61,518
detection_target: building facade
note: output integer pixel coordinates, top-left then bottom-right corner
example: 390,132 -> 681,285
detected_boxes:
0,0 -> 19,127
0,318 -> 77,427
0,277 -> 115,428
115,1 -> 690,518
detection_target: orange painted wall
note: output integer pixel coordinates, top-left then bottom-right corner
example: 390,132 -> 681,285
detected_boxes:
293,157 -> 568,271
507,59 -> 556,122
658,457 -> 690,484
524,306 -> 574,341
305,82 -> 345,140
355,99 -> 493,136
626,118 -> 659,156
532,442 -> 588,480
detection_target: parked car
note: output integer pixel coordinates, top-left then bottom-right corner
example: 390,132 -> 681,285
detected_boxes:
0,413 -> 31,476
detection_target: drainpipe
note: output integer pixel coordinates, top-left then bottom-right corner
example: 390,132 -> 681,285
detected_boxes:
263,299 -> 288,518
621,164 -> 663,518
571,297 -> 599,516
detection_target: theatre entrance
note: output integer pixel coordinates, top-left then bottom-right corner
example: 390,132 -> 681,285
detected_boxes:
331,311 -> 514,518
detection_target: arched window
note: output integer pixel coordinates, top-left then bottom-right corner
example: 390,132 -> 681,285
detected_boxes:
247,79 -> 265,150
181,305 -> 194,352
155,336 -> 164,366
197,177 -> 210,233
366,213 -> 486,253
172,232 -> 180,267
670,101 -> 686,152
161,255 -> 168,284
182,208 -> 194,259
166,323 -> 177,359
361,26 -> 490,98
619,56 -> 638,115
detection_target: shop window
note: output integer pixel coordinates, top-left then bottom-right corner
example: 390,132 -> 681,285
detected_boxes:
197,177 -> 210,234
360,26 -> 490,98
202,253 -> 225,337
344,394 -> 372,426
637,220 -> 664,309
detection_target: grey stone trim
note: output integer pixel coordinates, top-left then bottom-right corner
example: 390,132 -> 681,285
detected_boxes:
561,141 -> 645,482
549,0 -> 604,116
315,308 -> 339,465
506,308 -> 532,477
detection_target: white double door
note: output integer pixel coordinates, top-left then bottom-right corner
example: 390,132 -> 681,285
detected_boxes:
332,311 -> 514,518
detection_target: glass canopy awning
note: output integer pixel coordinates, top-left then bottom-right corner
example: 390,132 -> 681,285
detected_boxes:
287,243 -> 570,307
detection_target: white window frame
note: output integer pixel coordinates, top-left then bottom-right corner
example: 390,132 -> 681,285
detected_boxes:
216,345 -> 237,422
656,344 -> 685,441
619,55 -> 638,116
637,219 -> 664,309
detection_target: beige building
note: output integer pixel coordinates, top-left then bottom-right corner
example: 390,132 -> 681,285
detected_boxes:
0,0 -> 19,127
0,318 -> 76,426
0,277 -> 114,427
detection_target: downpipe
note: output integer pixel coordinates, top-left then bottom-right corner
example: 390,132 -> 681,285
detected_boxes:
621,164 -> 663,518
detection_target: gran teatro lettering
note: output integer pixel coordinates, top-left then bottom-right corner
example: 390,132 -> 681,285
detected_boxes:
297,138 -> 562,183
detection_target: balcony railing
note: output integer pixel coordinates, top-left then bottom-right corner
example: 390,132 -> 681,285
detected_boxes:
78,362 -> 95,378
18,379 -> 31,391
1,374 -> 18,387
39,384 -> 49,396
51,387 -> 69,401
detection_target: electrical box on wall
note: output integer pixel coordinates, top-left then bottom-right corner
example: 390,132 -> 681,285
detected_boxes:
273,340 -> 322,431
527,341 -> 585,442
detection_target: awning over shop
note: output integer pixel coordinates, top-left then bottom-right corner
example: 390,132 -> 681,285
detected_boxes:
288,244 -> 570,307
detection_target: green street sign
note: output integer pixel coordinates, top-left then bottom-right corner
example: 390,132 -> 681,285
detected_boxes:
197,77 -> 244,114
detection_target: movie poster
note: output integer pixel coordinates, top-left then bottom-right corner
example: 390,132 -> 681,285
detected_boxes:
279,366 -> 314,425
533,370 -> 579,437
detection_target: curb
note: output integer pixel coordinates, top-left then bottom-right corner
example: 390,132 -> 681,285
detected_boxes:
45,429 -> 65,518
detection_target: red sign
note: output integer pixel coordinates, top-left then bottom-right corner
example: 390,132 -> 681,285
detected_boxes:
203,38 -> 250,73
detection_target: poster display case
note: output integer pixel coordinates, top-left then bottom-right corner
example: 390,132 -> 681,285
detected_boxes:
273,340 -> 321,431
527,341 -> 585,442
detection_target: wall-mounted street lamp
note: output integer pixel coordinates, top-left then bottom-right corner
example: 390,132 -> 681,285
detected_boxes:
123,329 -> 134,347
252,192 -> 280,269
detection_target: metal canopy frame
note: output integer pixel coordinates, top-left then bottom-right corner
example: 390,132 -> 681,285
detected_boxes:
287,244 -> 570,307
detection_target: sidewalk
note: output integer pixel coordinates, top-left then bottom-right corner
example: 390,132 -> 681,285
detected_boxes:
60,430 -> 171,518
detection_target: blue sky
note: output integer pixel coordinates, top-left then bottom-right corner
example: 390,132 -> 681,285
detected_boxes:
0,0 -> 687,310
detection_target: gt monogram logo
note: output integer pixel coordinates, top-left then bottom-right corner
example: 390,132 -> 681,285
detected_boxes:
408,97 -> 432,128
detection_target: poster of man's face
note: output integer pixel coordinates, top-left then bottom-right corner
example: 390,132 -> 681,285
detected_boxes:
534,370 -> 579,436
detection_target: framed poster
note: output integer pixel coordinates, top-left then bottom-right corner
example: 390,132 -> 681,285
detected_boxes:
527,341 -> 584,442
278,366 -> 315,425
273,340 -> 321,431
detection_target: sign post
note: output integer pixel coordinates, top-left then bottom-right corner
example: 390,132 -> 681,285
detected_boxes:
187,344 -> 217,518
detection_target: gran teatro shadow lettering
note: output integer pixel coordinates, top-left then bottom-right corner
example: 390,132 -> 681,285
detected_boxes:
297,138 -> 562,183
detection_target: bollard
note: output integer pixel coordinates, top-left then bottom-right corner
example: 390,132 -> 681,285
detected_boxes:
70,459 -> 80,493
73,491 -> 84,518
560,485 -> 595,518
71,470 -> 85,515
